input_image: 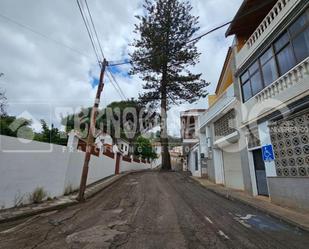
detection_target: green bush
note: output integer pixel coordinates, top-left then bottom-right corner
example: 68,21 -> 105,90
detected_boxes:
28,187 -> 47,204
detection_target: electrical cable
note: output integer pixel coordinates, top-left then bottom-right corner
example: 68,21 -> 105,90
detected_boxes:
76,0 -> 101,66
108,0 -> 276,67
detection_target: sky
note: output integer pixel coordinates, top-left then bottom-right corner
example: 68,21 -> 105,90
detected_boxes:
0,0 -> 243,136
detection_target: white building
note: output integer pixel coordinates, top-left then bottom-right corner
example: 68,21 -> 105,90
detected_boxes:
181,109 -> 206,177
225,0 -> 309,210
170,146 -> 183,171
151,141 -> 162,168
95,132 -> 113,152
198,48 -> 245,190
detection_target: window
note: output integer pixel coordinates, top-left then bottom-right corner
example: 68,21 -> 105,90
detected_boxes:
240,71 -> 249,83
240,8 -> 309,102
189,116 -> 195,124
261,48 -> 278,86
242,81 -> 252,102
249,62 -> 263,95
276,46 -> 295,75
292,27 -> 309,62
240,60 -> 263,101
289,9 -> 308,36
260,47 -> 273,64
249,61 -> 259,74
274,32 -> 289,52
194,151 -> 198,171
214,110 -> 236,137
274,33 -> 296,75
250,70 -> 263,95
262,59 -> 278,86
240,71 -> 252,101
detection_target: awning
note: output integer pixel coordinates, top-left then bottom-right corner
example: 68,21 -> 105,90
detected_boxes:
226,0 -> 277,37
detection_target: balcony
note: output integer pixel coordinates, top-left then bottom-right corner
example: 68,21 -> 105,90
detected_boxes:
199,84 -> 236,130
236,0 -> 300,69
184,133 -> 196,140
241,57 -> 309,125
182,129 -> 199,144
256,58 -> 309,103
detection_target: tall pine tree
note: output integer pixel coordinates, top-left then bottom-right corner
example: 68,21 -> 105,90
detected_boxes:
130,0 -> 209,170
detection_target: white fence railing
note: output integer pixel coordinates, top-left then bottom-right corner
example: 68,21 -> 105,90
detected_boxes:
247,0 -> 291,48
255,58 -> 309,103
236,0 -> 299,68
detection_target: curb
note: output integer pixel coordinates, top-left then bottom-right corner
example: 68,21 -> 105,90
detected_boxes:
0,173 -> 129,224
190,177 -> 309,233
84,173 -> 128,199
0,200 -> 78,225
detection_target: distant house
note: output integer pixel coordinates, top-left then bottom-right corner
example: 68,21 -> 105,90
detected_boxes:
169,146 -> 183,171
180,109 -> 207,176
95,132 -> 113,152
151,141 -> 162,168
116,138 -> 130,156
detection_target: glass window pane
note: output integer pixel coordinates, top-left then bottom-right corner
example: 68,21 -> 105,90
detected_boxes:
260,47 -> 273,65
249,61 -> 259,74
240,71 -> 249,84
289,12 -> 308,36
293,27 -> 309,62
250,71 -> 263,95
262,58 -> 278,86
242,81 -> 252,102
276,45 -> 296,75
274,32 -> 289,52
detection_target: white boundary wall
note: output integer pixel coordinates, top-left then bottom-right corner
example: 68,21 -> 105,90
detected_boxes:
120,159 -> 151,173
0,135 -> 150,209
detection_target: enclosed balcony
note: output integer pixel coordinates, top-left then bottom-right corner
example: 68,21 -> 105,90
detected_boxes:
238,5 -> 309,125
235,0 -> 301,69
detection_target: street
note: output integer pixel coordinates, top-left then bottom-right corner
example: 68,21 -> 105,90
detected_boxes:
0,171 -> 308,249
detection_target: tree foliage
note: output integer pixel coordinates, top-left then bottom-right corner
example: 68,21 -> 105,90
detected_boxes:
0,116 -> 67,145
62,99 -> 158,143
131,0 -> 209,106
0,89 -> 7,117
34,120 -> 67,145
0,116 -> 32,138
130,0 -> 209,169
134,135 -> 157,159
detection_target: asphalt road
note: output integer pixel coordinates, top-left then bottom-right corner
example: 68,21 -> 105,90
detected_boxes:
0,171 -> 309,249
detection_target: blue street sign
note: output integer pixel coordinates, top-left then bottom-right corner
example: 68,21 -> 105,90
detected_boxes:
262,144 -> 275,161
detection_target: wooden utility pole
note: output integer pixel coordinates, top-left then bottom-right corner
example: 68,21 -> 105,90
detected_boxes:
77,59 -> 108,201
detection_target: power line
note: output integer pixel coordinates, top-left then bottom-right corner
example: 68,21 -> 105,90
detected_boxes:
108,0 -> 276,67
109,61 -> 131,67
77,0 -> 127,102
106,70 -> 126,100
0,12 -> 91,58
81,1 -> 100,57
187,21 -> 232,44
78,0 -> 126,101
76,0 -> 101,66
84,0 -> 105,60
187,0 -> 275,43
107,69 -> 127,100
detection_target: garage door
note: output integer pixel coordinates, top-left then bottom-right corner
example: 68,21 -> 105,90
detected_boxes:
222,144 -> 244,190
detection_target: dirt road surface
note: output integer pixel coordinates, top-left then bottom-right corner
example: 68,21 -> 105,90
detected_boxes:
0,171 -> 308,249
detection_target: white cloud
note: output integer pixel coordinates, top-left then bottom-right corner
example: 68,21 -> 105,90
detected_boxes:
0,0 -> 242,135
